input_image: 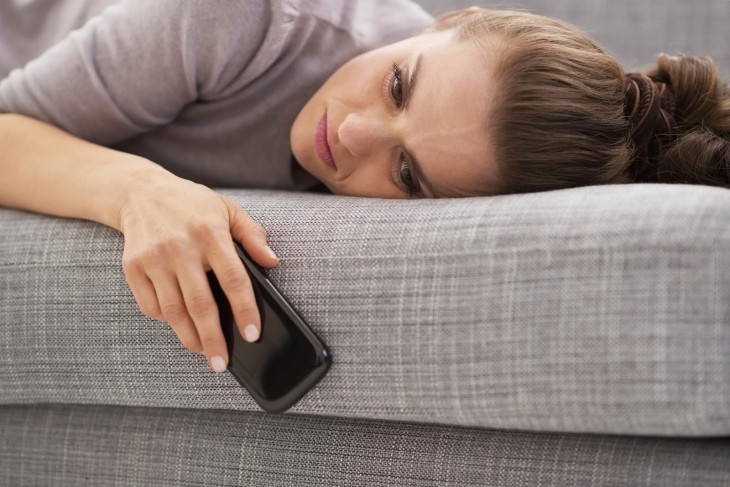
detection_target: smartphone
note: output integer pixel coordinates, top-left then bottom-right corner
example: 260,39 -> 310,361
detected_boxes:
207,243 -> 331,413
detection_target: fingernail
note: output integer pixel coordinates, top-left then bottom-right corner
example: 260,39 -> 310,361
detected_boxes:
244,324 -> 260,342
211,356 -> 227,373
266,246 -> 279,261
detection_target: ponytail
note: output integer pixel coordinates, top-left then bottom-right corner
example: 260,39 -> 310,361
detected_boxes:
639,55 -> 730,187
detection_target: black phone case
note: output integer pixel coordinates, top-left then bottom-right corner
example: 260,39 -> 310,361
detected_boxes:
208,243 -> 331,413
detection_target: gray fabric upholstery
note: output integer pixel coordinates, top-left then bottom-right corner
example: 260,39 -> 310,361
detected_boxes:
1,404 -> 728,487
3,2 -> 730,483
418,0 -> 730,78
2,184 -> 729,437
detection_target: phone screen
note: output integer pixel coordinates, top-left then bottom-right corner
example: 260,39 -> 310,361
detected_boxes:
207,248 -> 330,412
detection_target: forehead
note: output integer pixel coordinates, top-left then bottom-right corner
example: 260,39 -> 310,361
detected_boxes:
405,35 -> 499,197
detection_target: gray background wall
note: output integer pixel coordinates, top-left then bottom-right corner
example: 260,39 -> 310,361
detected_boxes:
413,0 -> 730,77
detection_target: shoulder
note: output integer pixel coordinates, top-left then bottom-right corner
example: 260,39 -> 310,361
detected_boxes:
103,0 -> 432,57
279,0 -> 433,49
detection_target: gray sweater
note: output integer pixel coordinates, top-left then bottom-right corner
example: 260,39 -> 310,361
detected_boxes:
0,0 -> 432,190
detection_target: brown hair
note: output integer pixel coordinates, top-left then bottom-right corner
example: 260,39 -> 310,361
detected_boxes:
449,9 -> 730,194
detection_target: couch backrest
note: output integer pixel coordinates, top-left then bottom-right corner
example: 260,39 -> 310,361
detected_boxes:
415,0 -> 730,78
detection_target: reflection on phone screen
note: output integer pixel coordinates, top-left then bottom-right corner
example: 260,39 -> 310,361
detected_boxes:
208,271 -> 327,401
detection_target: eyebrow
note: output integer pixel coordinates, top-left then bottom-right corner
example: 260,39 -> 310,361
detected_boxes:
404,52 -> 438,198
403,52 -> 421,111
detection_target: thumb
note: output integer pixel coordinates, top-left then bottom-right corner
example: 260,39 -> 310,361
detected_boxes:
225,197 -> 280,267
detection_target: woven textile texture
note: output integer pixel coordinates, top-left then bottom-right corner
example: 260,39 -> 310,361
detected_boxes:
1,403 -> 729,487
1,184 -> 728,436
417,0 -> 730,78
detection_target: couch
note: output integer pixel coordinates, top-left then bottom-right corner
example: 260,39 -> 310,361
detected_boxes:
1,1 -> 729,485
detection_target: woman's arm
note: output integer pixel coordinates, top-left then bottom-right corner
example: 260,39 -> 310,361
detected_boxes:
0,113 -> 278,373
0,0 -> 269,144
0,113 -> 159,229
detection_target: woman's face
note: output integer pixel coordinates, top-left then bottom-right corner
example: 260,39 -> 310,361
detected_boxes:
290,29 -> 499,198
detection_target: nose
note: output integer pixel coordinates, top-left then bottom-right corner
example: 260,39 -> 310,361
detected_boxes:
337,112 -> 394,158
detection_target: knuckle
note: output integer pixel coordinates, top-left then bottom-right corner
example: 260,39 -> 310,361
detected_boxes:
160,235 -> 190,258
180,338 -> 202,353
250,221 -> 267,240
125,247 -> 164,272
161,302 -> 187,324
237,212 -> 265,237
186,293 -> 217,317
138,302 -> 161,320
219,266 -> 249,291
128,237 -> 191,268
198,335 -> 222,354
191,220 -> 219,241
255,223 -> 267,239
121,253 -> 143,275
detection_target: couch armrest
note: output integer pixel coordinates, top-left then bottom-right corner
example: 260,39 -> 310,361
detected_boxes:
1,184 -> 728,436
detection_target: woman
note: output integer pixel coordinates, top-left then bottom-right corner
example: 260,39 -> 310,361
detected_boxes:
0,0 -> 727,374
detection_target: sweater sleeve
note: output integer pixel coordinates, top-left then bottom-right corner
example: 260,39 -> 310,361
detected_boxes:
0,0 -> 271,145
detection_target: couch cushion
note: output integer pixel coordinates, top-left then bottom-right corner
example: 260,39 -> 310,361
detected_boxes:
0,184 -> 729,436
1,403 -> 728,486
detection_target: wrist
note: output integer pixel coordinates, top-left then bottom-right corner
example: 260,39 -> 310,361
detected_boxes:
93,155 -> 173,232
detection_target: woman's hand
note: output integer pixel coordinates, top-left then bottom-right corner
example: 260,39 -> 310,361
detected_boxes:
0,113 -> 278,372
117,167 -> 279,373
0,114 -> 273,373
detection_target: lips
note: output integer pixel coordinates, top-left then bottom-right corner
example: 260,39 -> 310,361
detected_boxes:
314,112 -> 337,170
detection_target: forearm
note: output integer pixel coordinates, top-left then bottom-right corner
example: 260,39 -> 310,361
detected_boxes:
0,113 -> 171,231
0,113 -> 280,376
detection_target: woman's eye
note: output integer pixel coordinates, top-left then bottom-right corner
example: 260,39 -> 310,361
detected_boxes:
391,65 -> 403,107
399,156 -> 417,194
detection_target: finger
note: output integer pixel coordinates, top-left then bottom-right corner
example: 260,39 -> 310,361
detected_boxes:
122,254 -> 163,321
176,263 -> 230,372
205,234 -> 262,344
225,197 -> 279,268
149,271 -> 204,354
